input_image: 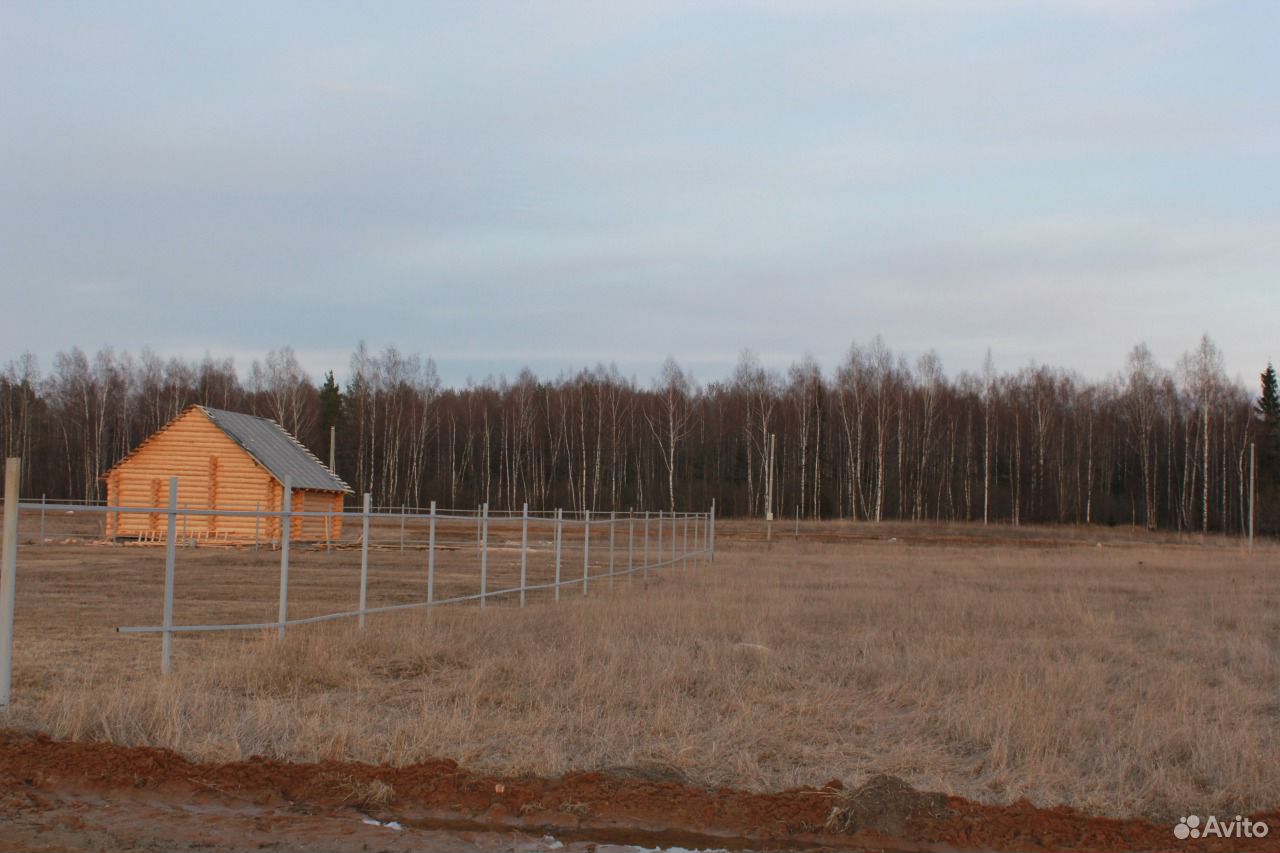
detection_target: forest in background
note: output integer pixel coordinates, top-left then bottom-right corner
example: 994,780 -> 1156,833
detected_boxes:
2,336 -> 1278,533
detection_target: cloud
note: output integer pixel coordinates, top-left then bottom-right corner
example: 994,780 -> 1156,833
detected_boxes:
305,78 -> 406,99
743,0 -> 1205,16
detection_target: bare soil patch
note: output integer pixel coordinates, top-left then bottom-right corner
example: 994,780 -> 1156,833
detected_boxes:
5,730 -> 1278,852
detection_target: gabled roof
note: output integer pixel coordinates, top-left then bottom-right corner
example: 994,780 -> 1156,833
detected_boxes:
105,405 -> 351,494
199,406 -> 351,493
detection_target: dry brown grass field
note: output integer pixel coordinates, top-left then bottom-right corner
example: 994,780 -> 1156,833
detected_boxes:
2,509 -> 1277,823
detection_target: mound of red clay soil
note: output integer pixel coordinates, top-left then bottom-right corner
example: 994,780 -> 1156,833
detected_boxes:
1,729 -> 1276,852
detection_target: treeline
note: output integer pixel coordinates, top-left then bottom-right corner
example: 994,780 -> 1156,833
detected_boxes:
2,337 -> 1278,533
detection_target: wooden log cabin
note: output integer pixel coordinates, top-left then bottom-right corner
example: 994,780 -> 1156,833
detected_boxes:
103,405 -> 351,543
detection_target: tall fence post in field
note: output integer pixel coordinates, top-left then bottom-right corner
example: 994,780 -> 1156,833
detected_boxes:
682,513 -> 689,570
1248,442 -> 1256,552
582,508 -> 591,596
520,502 -> 529,607
704,511 -> 710,563
710,499 -> 716,562
39,493 -> 45,547
427,500 -> 437,606
1,458 -> 23,706
643,510 -> 649,579
627,510 -> 635,583
276,475 -> 292,640
608,510 -> 616,590
480,502 -> 490,609
670,510 -> 675,566
400,504 -> 406,553
161,477 -> 178,674
359,493 -> 371,628
554,507 -> 562,602
657,510 -> 664,573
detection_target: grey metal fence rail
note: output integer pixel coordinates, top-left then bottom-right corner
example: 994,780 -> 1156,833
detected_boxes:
0,460 -> 716,695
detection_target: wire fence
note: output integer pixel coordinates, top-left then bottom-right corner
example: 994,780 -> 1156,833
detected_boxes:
0,463 -> 716,699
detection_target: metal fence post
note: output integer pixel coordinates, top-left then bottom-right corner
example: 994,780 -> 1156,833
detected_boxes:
683,513 -> 689,570
672,509 -> 677,566
554,507 -> 562,602
276,475 -> 292,640
39,493 -> 45,547
520,502 -> 529,607
643,510 -> 649,579
400,504 -> 405,553
359,493 -> 371,628
657,509 -> 664,573
480,502 -> 489,609
627,510 -> 635,583
161,477 -> 178,674
582,509 -> 591,596
608,510 -> 616,590
1249,442 -> 1256,552
710,499 -> 716,562
427,500 -> 436,606
1,458 -> 23,706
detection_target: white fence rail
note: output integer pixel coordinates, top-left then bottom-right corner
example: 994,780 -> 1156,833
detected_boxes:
0,459 -> 716,699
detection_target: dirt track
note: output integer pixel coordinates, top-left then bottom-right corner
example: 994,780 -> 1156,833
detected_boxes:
2,731 -> 1276,852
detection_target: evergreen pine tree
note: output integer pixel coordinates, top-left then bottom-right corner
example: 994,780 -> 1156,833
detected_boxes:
1257,362 -> 1280,485
318,370 -> 344,476
319,370 -> 343,432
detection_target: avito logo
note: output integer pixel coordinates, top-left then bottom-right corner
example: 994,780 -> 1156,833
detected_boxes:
1175,814 -> 1269,840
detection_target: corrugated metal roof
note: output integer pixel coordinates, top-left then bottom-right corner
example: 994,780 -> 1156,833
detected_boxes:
200,406 -> 351,493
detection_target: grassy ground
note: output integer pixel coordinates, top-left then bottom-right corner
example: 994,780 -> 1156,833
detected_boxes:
2,512 -> 1277,820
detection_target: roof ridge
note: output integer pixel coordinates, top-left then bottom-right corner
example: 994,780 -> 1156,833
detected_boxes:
198,405 -> 351,493
263,414 -> 352,492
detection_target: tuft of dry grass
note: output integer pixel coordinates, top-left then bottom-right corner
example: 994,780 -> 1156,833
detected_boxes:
3,520 -> 1278,820
824,774 -> 951,835
333,775 -> 395,809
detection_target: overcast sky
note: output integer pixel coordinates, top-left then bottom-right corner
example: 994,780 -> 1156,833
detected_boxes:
2,1 -> 1277,388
